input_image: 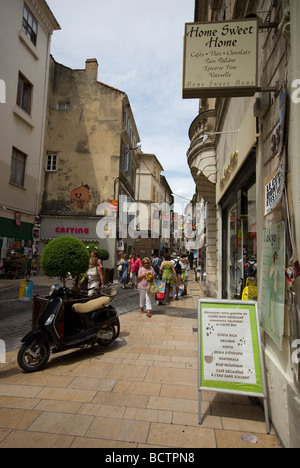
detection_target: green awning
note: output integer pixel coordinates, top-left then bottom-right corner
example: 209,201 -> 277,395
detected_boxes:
0,217 -> 33,241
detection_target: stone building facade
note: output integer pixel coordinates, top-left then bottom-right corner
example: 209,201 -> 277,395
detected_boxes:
39,57 -> 140,269
0,0 -> 60,274
187,0 -> 300,448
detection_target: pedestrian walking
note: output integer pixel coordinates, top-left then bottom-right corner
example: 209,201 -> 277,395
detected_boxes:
118,254 -> 129,289
181,254 -> 190,296
86,257 -> 100,297
152,254 -> 162,278
172,254 -> 184,300
91,250 -> 104,286
160,253 -> 176,304
138,257 -> 156,318
129,253 -> 142,289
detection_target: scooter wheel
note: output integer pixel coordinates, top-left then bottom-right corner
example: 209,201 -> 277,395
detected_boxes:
17,340 -> 50,373
97,324 -> 115,347
114,318 -> 120,340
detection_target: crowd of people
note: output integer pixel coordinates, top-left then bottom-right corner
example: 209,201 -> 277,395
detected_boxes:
118,252 -> 190,318
82,250 -> 191,319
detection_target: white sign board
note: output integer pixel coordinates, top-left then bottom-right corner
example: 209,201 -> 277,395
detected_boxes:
183,19 -> 258,99
198,299 -> 270,433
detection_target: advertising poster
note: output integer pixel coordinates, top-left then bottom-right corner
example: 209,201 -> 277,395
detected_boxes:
198,300 -> 264,397
261,222 -> 286,350
264,158 -> 285,216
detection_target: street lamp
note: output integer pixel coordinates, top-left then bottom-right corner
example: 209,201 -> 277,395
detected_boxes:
202,129 -> 240,145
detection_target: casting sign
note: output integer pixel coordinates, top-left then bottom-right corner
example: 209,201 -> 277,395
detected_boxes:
183,19 -> 258,99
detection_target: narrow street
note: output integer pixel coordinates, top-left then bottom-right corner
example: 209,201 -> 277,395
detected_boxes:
0,280 -> 282,449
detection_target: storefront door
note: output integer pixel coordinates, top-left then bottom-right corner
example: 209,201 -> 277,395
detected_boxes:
221,155 -> 256,300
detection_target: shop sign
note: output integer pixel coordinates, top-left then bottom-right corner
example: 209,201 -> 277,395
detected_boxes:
183,19 -> 258,99
15,213 -> 21,226
117,240 -> 124,251
32,228 -> 40,241
220,151 -> 238,191
55,227 -> 89,235
198,299 -> 270,432
109,200 -> 118,211
40,218 -> 97,241
264,158 -> 285,216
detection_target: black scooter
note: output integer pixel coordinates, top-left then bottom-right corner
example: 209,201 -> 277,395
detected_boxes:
17,284 -> 119,373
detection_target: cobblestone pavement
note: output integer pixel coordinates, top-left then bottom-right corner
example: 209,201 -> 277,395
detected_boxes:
0,280 -> 282,448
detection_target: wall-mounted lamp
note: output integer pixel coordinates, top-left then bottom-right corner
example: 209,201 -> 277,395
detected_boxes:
202,129 -> 240,145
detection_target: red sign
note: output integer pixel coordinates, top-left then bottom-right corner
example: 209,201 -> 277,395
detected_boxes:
55,227 -> 89,234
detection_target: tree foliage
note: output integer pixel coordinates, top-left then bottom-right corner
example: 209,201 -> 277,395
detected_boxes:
41,236 -> 90,284
86,244 -> 109,261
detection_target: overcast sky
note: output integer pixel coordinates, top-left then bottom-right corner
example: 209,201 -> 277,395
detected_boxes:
47,0 -> 199,207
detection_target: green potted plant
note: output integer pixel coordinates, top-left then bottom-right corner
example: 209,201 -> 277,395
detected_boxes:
98,249 -> 109,262
41,236 -> 90,287
85,244 -> 109,262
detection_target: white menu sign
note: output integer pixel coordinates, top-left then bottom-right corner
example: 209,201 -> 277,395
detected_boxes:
202,307 -> 256,385
198,299 -> 270,433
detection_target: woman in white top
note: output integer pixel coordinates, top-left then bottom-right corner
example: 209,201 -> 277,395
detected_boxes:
86,257 -> 100,296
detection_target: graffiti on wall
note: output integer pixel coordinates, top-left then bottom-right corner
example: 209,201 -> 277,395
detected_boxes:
71,185 -> 92,210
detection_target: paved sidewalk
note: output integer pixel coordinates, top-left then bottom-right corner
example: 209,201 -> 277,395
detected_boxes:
0,281 -> 282,448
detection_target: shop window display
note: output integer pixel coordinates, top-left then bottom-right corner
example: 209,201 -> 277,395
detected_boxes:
224,183 -> 257,300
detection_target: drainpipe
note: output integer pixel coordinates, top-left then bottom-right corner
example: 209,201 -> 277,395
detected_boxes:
35,32 -> 52,217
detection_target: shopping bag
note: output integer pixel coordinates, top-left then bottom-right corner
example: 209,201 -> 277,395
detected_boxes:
155,280 -> 166,300
242,278 -> 257,300
147,280 -> 161,295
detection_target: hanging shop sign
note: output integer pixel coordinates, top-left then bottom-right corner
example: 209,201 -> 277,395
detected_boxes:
264,158 -> 285,216
183,19 -> 258,99
198,299 -> 270,433
109,200 -> 118,212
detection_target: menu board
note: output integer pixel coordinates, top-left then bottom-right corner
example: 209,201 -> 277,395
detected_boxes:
198,300 -> 265,396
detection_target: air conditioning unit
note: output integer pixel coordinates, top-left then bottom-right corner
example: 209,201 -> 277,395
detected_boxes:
254,93 -> 271,119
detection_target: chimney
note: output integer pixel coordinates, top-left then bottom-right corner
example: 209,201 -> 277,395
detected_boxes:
85,58 -> 99,80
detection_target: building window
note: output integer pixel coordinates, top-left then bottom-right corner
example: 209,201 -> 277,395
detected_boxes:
121,145 -> 132,179
152,186 -> 156,203
57,101 -> 70,110
17,73 -> 32,115
10,148 -> 27,187
46,154 -> 57,172
22,3 -> 38,46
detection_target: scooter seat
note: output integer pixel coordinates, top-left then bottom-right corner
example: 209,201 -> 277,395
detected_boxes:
72,296 -> 111,314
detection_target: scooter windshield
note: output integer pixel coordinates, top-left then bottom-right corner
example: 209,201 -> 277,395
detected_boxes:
38,297 -> 63,327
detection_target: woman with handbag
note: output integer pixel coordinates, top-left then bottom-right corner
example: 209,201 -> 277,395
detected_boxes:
137,257 -> 156,318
